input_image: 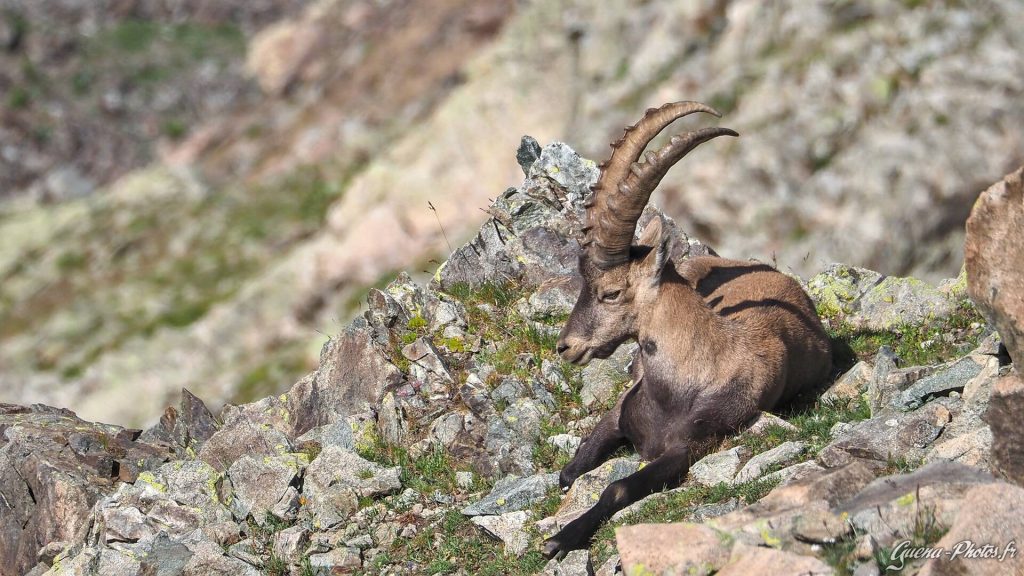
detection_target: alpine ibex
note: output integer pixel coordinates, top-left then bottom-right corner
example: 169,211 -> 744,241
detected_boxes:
543,101 -> 833,558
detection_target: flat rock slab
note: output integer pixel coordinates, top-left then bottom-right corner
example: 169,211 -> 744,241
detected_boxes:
733,441 -> 807,484
717,544 -> 834,576
691,446 -> 751,486
895,356 -> 983,411
617,522 -> 732,576
461,472 -> 558,516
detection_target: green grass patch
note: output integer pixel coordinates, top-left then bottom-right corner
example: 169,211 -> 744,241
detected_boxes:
826,300 -> 986,368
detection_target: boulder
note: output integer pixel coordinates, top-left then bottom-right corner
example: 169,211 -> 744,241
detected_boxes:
966,165 -> 1024,365
0,404 -> 167,576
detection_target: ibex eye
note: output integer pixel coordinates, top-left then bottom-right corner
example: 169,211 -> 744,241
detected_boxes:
601,290 -> 622,302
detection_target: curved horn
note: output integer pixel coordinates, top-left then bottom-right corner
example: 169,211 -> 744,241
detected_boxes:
583,101 -> 738,269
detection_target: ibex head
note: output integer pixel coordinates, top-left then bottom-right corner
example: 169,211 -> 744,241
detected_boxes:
556,102 -> 737,365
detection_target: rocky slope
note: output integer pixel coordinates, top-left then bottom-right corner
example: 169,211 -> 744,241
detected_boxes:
1,144 -> 1020,576
3,0 -> 1024,428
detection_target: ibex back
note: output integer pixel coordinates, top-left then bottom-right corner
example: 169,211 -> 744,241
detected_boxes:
543,101 -> 832,558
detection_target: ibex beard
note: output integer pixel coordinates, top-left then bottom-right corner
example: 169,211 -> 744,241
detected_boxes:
543,101 -> 833,559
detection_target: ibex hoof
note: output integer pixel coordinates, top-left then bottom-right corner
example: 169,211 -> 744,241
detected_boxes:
542,525 -> 589,560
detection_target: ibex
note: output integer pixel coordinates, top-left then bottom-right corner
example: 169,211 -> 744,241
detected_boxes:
543,101 -> 833,558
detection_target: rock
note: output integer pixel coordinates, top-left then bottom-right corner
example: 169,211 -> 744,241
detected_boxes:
733,441 -> 807,484
102,506 -> 155,544
926,426 -> 993,469
548,433 -> 582,457
836,462 -> 994,549
140,388 -> 220,458
806,264 -> 884,318
966,165 -> 1024,365
580,344 -> 637,408
306,446 -> 402,500
690,446 -> 751,486
198,414 -> 292,473
456,471 -> 474,490
793,509 -> 852,544
918,482 -> 1024,576
519,276 -> 580,321
547,457 -> 641,528
541,549 -> 593,576
377,392 -> 407,445
0,404 -> 167,576
226,455 -> 297,523
855,275 -> 955,332
823,361 -> 872,404
182,540 -> 261,576
983,374 -> 1024,485
402,337 -> 454,391
471,510 -> 531,555
295,420 -> 355,451
744,412 -> 799,436
461,472 -> 559,516
762,460 -> 825,486
308,547 -> 362,574
290,323 -> 403,438
617,523 -> 731,576
895,356 -> 984,411
819,401 -> 952,469
272,526 -> 309,564
595,555 -> 620,576
717,544 -> 834,576
516,136 -> 543,175
429,412 -> 465,447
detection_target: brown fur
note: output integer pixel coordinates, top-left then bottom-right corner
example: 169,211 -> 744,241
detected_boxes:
542,108 -> 833,559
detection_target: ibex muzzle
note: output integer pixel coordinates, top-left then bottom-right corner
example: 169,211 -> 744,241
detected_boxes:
543,102 -> 833,559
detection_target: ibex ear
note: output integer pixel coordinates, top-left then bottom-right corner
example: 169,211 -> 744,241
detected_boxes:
635,215 -> 670,285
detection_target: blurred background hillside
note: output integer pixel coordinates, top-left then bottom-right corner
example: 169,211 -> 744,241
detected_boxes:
1,0 -> 1021,427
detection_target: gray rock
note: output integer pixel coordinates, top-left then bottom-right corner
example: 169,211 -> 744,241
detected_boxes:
855,275 -> 955,331
462,472 -> 559,516
744,412 -> 799,436
0,404 -> 167,576
227,539 -> 263,568
690,446 -> 751,486
819,401 -> 953,469
345,534 -> 374,549
806,264 -> 884,318
295,420 -> 354,451
198,415 -> 292,473
429,412 -> 465,447
580,343 -> 637,408
823,361 -> 872,404
456,471 -> 474,491
895,356 -> 983,411
762,460 -> 825,487
377,392 -> 407,445
502,398 -> 547,441
595,555 -> 620,576
733,441 -> 807,484
491,377 -> 528,404
519,276 -> 580,321
402,337 -> 454,390
227,455 -> 297,523
269,486 -> 301,522
272,526 -> 308,564
306,446 -> 402,500
545,457 -> 641,529
471,510 -> 531,555
182,540 -> 261,576
516,135 -> 543,175
541,549 -> 593,576
289,323 -> 403,438
548,433 -> 582,457
102,506 -> 155,544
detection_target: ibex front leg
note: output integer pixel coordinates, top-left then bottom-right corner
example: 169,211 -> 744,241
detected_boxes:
557,384 -> 641,489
